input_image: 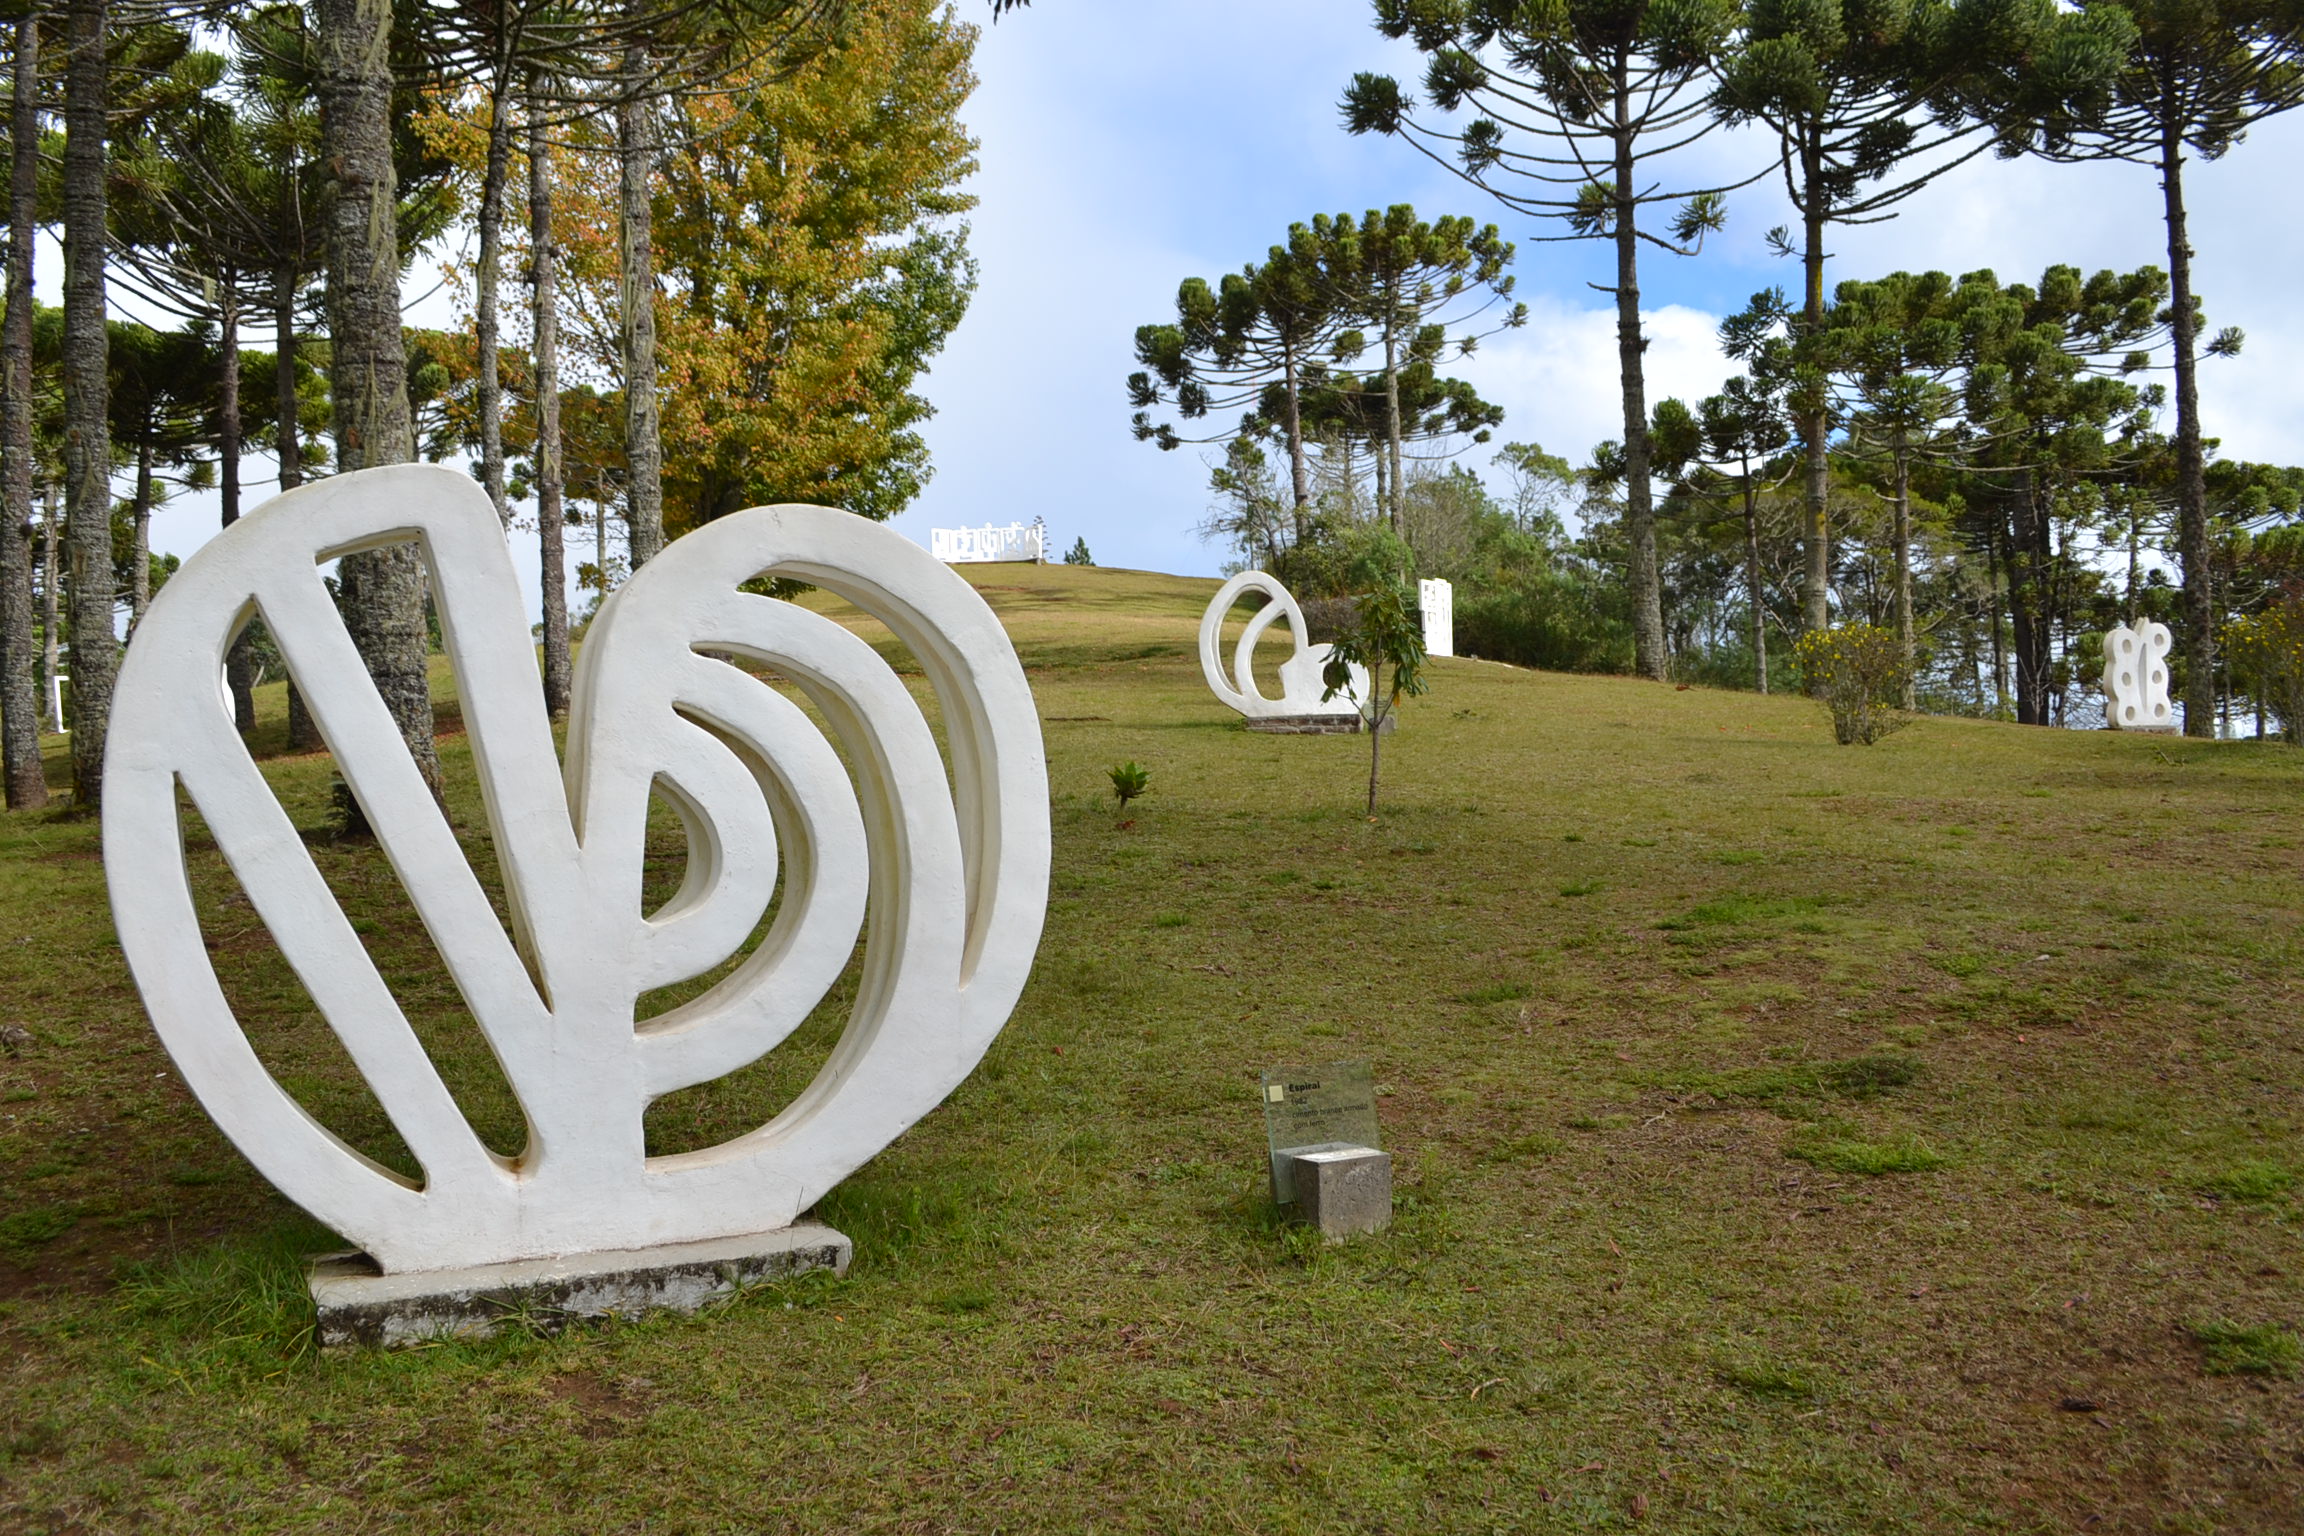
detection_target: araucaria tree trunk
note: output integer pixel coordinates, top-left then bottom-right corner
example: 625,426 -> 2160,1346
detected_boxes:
1380,314 -> 1404,536
1797,130 -> 1831,637
276,259 -> 323,753
1741,468 -> 1766,695
317,0 -> 441,797
2160,121 -> 2213,738
39,489 -> 58,732
1281,342 -> 1311,544
477,81 -> 511,525
530,99 -> 571,718
618,35 -> 664,569
1892,448 -> 1913,710
0,9 -> 47,809
219,279 -> 258,730
130,442 -> 153,623
2006,479 -> 2053,726
1613,66 -> 1665,682
62,0 -> 114,811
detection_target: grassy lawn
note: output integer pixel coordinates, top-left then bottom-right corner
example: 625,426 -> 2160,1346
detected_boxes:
1,560 -> 2299,1533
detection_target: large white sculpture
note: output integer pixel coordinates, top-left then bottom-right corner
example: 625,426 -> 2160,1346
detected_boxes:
1419,577 -> 1454,659
104,465 -> 1049,1275
2102,618 -> 2176,732
1199,572 -> 1365,723
931,519 -> 1045,564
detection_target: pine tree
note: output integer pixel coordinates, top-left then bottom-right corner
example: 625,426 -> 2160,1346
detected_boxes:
2004,0 -> 2304,735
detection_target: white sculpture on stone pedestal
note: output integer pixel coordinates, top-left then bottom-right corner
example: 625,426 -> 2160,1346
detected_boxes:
104,465 -> 1049,1277
2102,618 -> 2176,731
1199,572 -> 1365,723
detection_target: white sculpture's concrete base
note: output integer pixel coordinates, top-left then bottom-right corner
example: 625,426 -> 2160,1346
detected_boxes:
1244,713 -> 1394,736
309,1223 -> 852,1347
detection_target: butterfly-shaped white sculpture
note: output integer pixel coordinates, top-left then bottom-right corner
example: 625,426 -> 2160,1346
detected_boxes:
103,465 -> 1049,1274
2102,618 -> 2175,731
1199,571 -> 1365,722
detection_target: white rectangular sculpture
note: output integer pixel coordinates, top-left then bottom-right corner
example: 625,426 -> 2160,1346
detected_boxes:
1419,578 -> 1454,658
103,465 -> 1050,1324
931,520 -> 1045,564
2102,619 -> 2175,732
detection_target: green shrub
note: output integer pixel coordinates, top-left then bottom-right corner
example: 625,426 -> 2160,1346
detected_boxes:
2225,599 -> 2304,741
1792,624 -> 1912,745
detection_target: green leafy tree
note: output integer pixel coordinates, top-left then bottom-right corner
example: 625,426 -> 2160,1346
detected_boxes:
1063,536 -> 1092,566
1322,535 -> 1428,813
2005,0 -> 2304,736
1344,0 -> 1734,681
1652,362 -> 1790,693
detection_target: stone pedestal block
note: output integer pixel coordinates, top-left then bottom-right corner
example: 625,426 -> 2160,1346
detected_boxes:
310,1223 -> 852,1348
1286,1146 -> 1392,1239
1245,713 -> 1392,736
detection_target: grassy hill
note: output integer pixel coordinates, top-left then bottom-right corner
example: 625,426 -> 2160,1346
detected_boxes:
1,561 -> 2299,1532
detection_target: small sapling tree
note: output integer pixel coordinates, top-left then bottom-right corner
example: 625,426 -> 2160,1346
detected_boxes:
1108,760 -> 1150,817
1064,537 -> 1093,566
1324,573 -> 1428,814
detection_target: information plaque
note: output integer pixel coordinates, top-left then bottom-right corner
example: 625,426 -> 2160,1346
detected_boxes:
1260,1060 -> 1381,1204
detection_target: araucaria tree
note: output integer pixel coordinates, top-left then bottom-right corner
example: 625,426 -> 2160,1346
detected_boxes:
1344,0 -> 1737,681
1715,0 -> 2134,639
1334,205 -> 1521,537
2006,0 -> 2304,736
1130,218 -> 1352,544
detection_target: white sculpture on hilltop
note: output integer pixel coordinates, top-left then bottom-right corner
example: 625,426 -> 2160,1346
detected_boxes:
1199,571 -> 1365,722
104,465 -> 1049,1275
1419,577 -> 1454,658
2102,618 -> 2176,731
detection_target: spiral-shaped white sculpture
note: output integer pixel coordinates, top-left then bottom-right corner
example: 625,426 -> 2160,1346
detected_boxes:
103,466 -> 1049,1274
1199,572 -> 1365,722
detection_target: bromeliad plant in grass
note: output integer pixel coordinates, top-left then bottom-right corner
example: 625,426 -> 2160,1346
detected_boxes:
1108,760 -> 1151,817
1793,622 -> 1912,745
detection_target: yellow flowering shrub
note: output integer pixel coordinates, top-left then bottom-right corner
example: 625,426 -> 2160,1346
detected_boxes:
1792,624 -> 1913,746
2224,598 -> 2304,742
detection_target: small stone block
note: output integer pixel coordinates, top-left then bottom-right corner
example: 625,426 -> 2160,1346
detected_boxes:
309,1223 -> 852,1348
1287,1145 -> 1392,1239
1244,713 -> 1393,735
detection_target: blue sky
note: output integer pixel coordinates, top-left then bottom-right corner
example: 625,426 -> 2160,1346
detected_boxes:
131,0 -> 2304,606
893,0 -> 2304,579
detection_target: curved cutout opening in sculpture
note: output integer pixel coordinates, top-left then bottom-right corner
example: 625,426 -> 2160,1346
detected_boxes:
1197,571 -> 1365,722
